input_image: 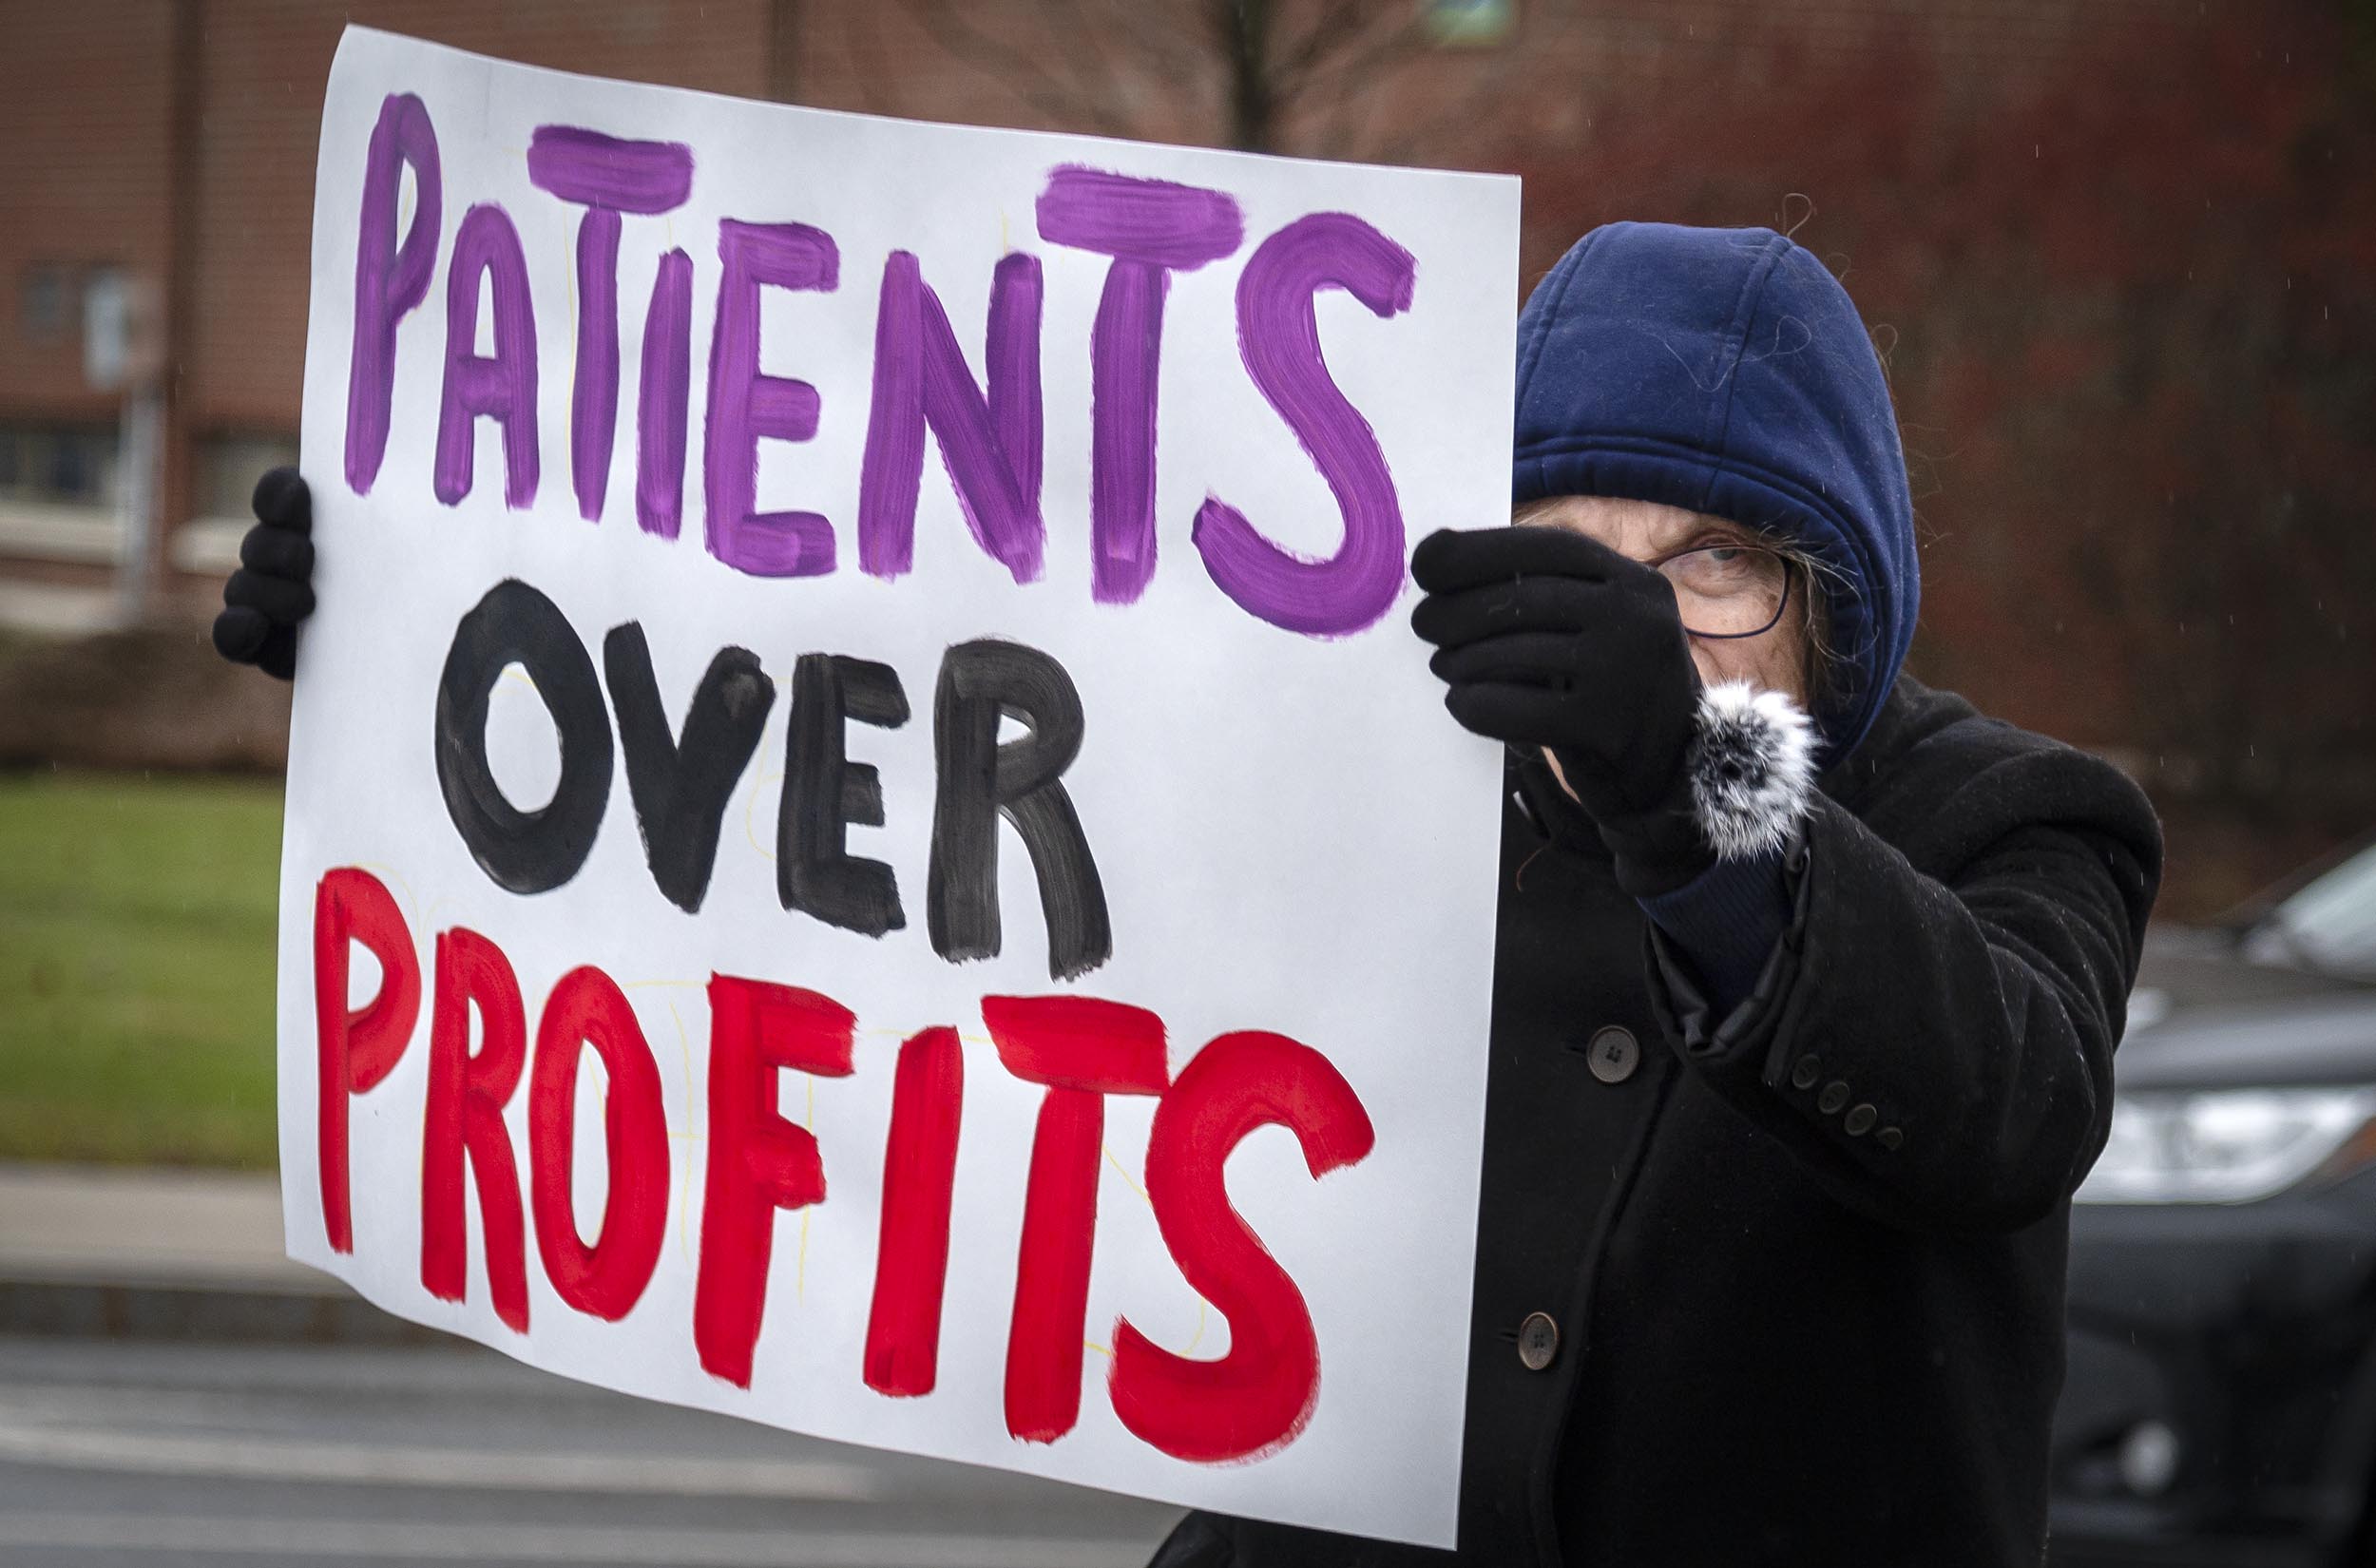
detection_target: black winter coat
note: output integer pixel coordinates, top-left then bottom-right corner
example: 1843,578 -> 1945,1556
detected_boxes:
1151,675 -> 2163,1568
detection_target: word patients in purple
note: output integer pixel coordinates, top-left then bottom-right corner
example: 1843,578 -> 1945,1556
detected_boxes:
343,96 -> 1417,636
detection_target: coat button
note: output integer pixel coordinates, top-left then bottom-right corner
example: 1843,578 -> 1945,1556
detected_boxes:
1818,1080 -> 1851,1115
1845,1103 -> 1877,1136
1517,1311 -> 1561,1371
1877,1126 -> 1904,1151
1585,1026 -> 1639,1084
1790,1057 -> 1821,1091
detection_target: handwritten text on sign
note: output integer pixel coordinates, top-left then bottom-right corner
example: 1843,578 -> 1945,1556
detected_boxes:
282,27 -> 1516,1546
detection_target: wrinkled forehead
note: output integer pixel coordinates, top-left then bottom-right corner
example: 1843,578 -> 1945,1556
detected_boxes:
1510,493 -> 1758,556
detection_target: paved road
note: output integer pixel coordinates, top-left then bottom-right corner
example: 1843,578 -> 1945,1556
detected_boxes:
0,1336 -> 1182,1568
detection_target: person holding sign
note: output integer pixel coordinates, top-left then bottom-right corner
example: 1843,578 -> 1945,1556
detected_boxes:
217,216 -> 2160,1564
1141,222 -> 2163,1564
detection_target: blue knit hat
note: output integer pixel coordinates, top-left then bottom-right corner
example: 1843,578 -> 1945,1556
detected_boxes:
1510,221 -> 1919,761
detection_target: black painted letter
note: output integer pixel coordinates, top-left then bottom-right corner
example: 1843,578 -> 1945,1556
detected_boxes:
434,580 -> 613,894
780,654 -> 909,937
927,640 -> 1110,981
604,622 -> 776,914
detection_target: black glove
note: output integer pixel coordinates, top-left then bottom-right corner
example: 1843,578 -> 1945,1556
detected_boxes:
1410,525 -> 1713,896
211,468 -> 315,680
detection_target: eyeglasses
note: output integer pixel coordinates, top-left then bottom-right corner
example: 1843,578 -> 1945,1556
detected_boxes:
1652,544 -> 1792,640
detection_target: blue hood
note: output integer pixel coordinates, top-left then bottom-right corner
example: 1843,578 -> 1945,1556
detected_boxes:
1511,221 -> 1918,761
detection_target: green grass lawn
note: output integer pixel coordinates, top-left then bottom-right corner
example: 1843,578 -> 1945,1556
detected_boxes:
0,770 -> 284,1168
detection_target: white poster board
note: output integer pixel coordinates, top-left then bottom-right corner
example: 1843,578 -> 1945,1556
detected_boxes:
279,27 -> 1517,1547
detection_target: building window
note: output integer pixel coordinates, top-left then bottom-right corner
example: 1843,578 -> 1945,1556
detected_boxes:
0,425 -> 120,507
198,433 -> 301,521
81,267 -> 136,390
1427,0 -> 1514,46
20,265 -> 71,344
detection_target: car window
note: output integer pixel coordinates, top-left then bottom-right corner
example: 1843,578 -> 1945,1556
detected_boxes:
2251,841 -> 2376,979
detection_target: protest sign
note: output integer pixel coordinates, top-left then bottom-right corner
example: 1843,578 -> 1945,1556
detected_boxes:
278,26 -> 1518,1545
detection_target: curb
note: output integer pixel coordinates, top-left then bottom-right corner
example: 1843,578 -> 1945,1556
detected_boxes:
0,1273 -> 441,1346
0,1162 -> 445,1346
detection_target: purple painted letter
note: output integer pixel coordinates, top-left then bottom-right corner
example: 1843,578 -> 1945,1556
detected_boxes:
637,249 -> 693,540
1034,167 -> 1242,604
702,220 -> 838,578
346,93 -> 441,497
434,204 -> 540,509
857,252 -> 1044,583
1192,214 -> 1415,637
527,125 -> 695,525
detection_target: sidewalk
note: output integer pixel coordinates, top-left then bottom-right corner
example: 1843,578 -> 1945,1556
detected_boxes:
0,1162 -> 429,1343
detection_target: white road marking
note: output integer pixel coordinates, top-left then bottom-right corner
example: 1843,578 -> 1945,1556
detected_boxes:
0,1419 -> 883,1501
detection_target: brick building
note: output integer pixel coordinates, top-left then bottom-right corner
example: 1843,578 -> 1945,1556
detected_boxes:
0,0 -> 793,630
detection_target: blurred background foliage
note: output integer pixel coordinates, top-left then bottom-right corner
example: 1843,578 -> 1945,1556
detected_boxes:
1493,1 -> 2376,909
0,769 -> 279,1166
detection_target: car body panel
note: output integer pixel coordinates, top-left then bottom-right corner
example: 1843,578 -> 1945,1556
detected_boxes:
2051,868 -> 2376,1568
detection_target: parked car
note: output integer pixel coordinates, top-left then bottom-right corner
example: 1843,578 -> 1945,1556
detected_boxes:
2051,834 -> 2376,1567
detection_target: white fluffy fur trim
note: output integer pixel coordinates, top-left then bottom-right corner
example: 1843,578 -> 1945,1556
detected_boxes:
1688,680 -> 1817,860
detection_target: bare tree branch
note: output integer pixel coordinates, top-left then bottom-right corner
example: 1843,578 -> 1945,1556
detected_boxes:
895,0 -> 1137,138
1269,0 -> 1403,101
1312,1 -> 1440,96
880,0 -> 1501,161
840,2 -> 898,116
1104,3 -> 1210,81
1294,1 -> 1448,159
1210,0 -> 1276,148
1044,0 -> 1134,124
1370,14 -> 1557,164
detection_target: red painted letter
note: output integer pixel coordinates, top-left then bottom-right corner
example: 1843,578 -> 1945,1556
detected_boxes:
313,868 -> 421,1254
983,995 -> 1168,1444
421,927 -> 530,1333
694,976 -> 855,1387
1111,1031 -> 1375,1463
864,1026 -> 965,1397
527,966 -> 670,1322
